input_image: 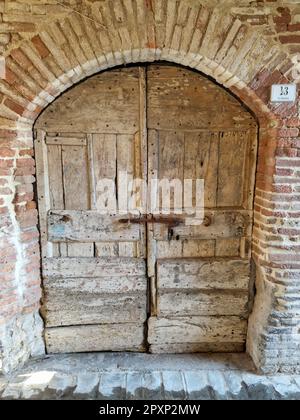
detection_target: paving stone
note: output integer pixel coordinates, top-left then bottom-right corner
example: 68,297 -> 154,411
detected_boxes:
1,384 -> 22,400
0,378 -> 8,397
241,373 -> 278,401
142,371 -> 164,400
73,373 -> 100,399
271,376 -> 300,400
20,370 -> 57,400
206,371 -> 228,400
184,371 -> 213,400
98,372 -> 127,400
126,372 -> 144,400
223,372 -> 248,400
162,371 -> 186,400
47,373 -> 77,400
2,353 -> 300,400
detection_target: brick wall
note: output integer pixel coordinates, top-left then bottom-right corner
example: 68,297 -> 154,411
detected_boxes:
0,0 -> 300,374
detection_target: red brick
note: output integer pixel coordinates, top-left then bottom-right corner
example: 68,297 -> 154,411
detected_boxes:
10,48 -> 32,70
279,35 -> 300,44
275,168 -> 295,176
15,167 -> 35,176
278,128 -> 299,137
3,98 -> 26,116
0,207 -> 9,215
19,149 -> 34,157
285,118 -> 300,127
276,158 -> 300,167
0,159 -> 14,168
16,157 -> 35,167
288,23 -> 300,32
0,148 -> 16,158
13,192 -> 34,203
276,148 -> 298,157
272,184 -> 293,193
31,35 -> 50,59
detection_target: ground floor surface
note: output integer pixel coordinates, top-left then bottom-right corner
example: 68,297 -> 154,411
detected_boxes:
1,353 -> 300,400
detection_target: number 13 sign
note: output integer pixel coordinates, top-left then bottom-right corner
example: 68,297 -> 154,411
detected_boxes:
271,84 -> 297,103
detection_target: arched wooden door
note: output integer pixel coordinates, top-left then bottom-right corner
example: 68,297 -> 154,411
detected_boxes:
35,64 -> 257,354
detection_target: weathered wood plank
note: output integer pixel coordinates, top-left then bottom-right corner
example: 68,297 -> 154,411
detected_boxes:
184,131 -> 219,208
36,68 -> 141,134
46,137 -> 87,146
147,65 -> 256,131
158,130 -> 184,212
217,131 -> 247,207
148,316 -> 248,346
149,343 -> 245,353
157,290 -> 249,317
48,210 -> 141,242
61,143 -> 93,257
182,239 -> 215,258
45,323 -> 146,353
157,259 -> 250,290
92,133 -> 118,256
153,210 -> 252,240
35,130 -> 54,258
42,257 -> 146,278
215,238 -> 241,257
43,288 -> 147,327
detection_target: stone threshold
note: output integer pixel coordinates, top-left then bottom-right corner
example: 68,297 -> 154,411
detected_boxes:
1,353 -> 300,400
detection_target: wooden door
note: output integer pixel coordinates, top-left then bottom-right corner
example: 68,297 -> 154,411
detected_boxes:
35,67 -> 148,353
35,64 -> 257,355
146,65 -> 257,353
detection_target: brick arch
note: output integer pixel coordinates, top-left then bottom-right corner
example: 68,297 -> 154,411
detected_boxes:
0,3 -> 299,374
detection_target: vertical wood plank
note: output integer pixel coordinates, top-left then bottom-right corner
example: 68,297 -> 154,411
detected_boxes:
184,132 -> 219,208
47,143 -> 64,256
35,130 -> 54,258
136,67 -> 148,259
158,130 -> 185,213
117,134 -> 136,257
243,128 -> 258,210
92,133 -> 118,257
62,142 -> 93,257
217,131 -> 247,207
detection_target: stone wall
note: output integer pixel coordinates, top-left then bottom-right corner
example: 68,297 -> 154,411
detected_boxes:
0,0 -> 300,374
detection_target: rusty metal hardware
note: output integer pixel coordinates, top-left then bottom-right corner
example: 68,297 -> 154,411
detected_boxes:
119,215 -> 184,228
203,215 -> 212,227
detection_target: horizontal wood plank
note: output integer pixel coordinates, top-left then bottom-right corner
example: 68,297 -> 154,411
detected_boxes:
157,290 -> 249,317
45,323 -> 146,353
36,68 -> 141,134
157,259 -> 250,290
42,257 -> 146,278
48,210 -> 141,242
147,65 -> 256,131
149,343 -> 245,353
148,316 -> 247,346
42,276 -> 147,326
153,210 -> 252,240
46,137 -> 87,146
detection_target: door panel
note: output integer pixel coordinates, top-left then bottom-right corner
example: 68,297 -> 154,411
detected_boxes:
35,63 -> 257,355
146,64 -> 257,353
35,67 -> 148,353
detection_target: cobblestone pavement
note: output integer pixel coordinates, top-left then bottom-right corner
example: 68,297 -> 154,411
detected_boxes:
1,353 -> 300,400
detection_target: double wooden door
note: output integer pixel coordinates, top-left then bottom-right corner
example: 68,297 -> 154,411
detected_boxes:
35,64 -> 257,354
